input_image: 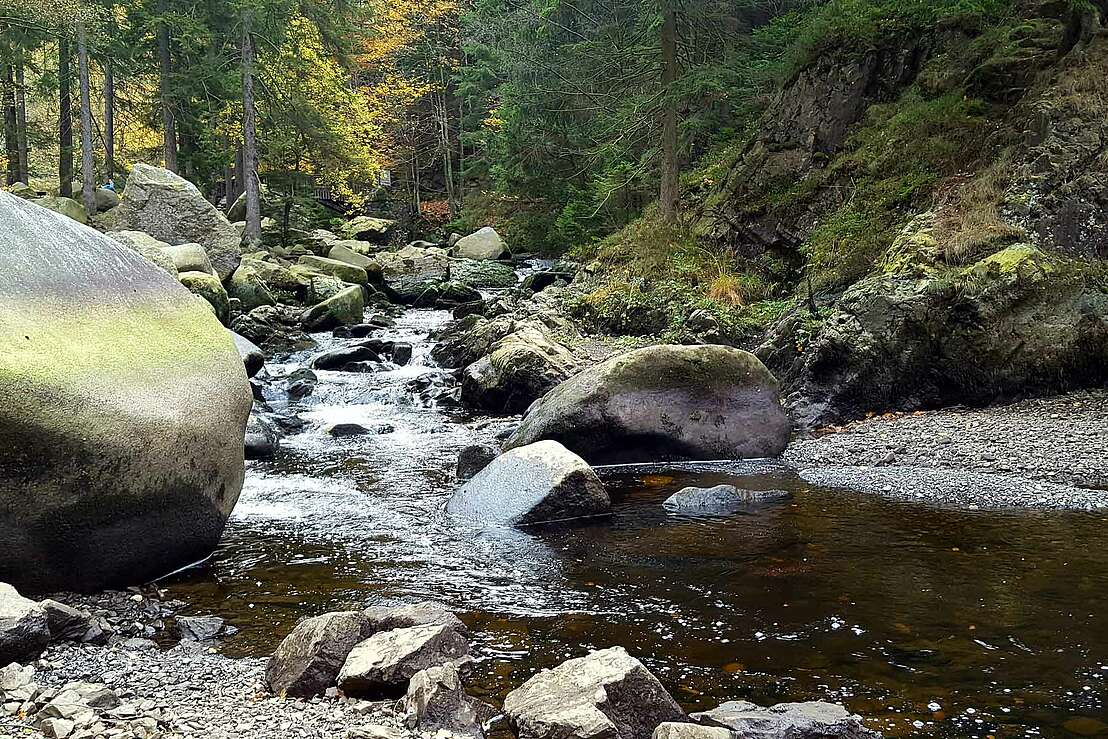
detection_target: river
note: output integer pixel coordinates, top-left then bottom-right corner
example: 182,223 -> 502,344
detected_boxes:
168,304 -> 1108,738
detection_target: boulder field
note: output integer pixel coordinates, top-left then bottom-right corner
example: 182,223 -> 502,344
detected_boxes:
0,194 -> 252,592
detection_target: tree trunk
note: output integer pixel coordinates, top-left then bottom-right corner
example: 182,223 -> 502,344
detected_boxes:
231,144 -> 244,204
15,53 -> 28,182
436,83 -> 455,217
77,22 -> 97,218
659,0 -> 679,223
59,39 -> 74,197
105,63 -> 115,178
158,11 -> 178,172
241,9 -> 262,246
2,59 -> 17,186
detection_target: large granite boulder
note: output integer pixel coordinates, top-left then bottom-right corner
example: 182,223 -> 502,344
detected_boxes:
161,243 -> 214,275
453,227 -> 507,260
446,441 -> 610,526
227,262 -> 277,312
297,255 -> 369,285
0,194 -> 252,592
103,164 -> 242,279
692,700 -> 879,738
107,231 -> 178,277
460,325 -> 580,413
506,345 -> 792,464
337,623 -> 470,697
0,583 -> 50,664
450,259 -> 518,289
503,647 -> 685,739
301,285 -> 365,331
342,215 -> 395,243
179,271 -> 231,324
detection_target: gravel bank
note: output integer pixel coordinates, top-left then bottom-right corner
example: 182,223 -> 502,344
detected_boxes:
784,390 -> 1108,509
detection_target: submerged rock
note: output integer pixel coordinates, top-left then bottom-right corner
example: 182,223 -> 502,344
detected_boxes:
662,485 -> 791,514
100,164 -> 241,279
507,344 -> 792,464
447,441 -> 610,526
503,646 -> 685,739
337,623 -> 470,697
456,443 -> 499,481
0,583 -> 50,664
692,700 -> 879,738
0,194 -> 251,592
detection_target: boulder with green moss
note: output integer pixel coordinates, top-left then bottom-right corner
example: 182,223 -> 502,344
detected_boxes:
461,326 -> 580,413
101,164 -> 241,279
301,285 -> 365,331
179,270 -> 231,324
297,255 -> 369,285
31,195 -> 87,224
0,193 -> 251,592
162,242 -> 215,275
759,244 -> 1108,428
342,215 -> 395,243
507,344 -> 791,463
228,263 -> 278,312
450,259 -> 519,289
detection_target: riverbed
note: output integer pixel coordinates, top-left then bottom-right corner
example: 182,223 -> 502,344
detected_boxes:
166,308 -> 1108,738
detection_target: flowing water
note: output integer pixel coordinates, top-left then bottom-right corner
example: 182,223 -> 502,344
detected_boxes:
168,306 -> 1108,738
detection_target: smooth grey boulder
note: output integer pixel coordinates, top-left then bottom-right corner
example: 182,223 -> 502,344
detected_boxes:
311,345 -> 381,370
401,662 -> 491,736
266,611 -> 376,697
662,485 -> 791,515
507,344 -> 792,464
503,646 -> 685,739
343,215 -> 395,243
652,724 -> 731,739
692,700 -> 879,738
0,584 -> 50,663
95,186 -> 120,212
0,194 -> 251,592
337,623 -> 470,697
454,227 -> 507,260
446,441 -> 610,526
329,243 -> 378,269
161,242 -> 214,275
101,164 -> 242,279
245,414 -> 280,460
231,331 -> 265,378
177,615 -> 226,641
362,602 -> 468,637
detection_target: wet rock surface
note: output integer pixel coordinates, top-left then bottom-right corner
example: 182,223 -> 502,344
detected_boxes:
692,700 -> 879,738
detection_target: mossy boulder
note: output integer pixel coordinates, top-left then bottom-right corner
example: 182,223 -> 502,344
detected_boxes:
506,344 -> 791,464
228,263 -> 277,312
450,259 -> 519,289
297,255 -> 368,285
301,285 -> 365,331
102,164 -> 242,279
342,215 -> 395,243
107,231 -> 179,277
31,195 -> 87,224
0,193 -> 251,592
759,245 -> 1108,427
328,243 -> 377,269
179,270 -> 231,324
461,326 -> 580,414
239,257 -> 308,303
162,242 -> 215,275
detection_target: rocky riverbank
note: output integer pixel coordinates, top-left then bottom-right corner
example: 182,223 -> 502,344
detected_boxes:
783,390 -> 1108,508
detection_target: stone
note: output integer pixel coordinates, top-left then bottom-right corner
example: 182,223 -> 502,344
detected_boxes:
31,195 -> 87,224
652,723 -> 732,739
507,345 -> 792,464
401,662 -> 490,737
107,231 -> 179,277
326,423 -> 372,437
503,647 -> 685,739
101,164 -> 242,279
329,243 -> 378,269
446,441 -> 610,527
245,414 -> 280,460
179,271 -> 231,324
297,255 -> 369,285
336,623 -> 470,697
301,286 -> 366,332
0,194 -> 252,593
391,343 -> 413,365
39,600 -> 92,642
232,305 -> 313,353
349,725 -> 407,739
692,700 -> 879,738
342,216 -> 396,243
311,345 -> 381,371
238,257 -> 308,304
450,259 -> 518,289
662,485 -> 791,515
266,611 -> 377,698
361,603 -> 468,637
460,326 -> 579,414
176,615 -> 225,641
39,717 -> 76,738
230,331 -> 265,378
160,243 -> 214,275
228,263 -> 278,312
94,187 -> 120,212
286,368 -> 318,400
0,584 -> 50,663
456,443 -> 499,481
453,227 -> 507,260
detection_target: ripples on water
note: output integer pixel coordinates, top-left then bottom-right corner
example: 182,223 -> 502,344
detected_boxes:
168,309 -> 1108,738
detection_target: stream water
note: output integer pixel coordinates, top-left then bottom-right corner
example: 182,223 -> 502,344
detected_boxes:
168,306 -> 1108,738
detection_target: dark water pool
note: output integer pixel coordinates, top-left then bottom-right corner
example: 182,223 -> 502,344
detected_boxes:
166,310 -> 1108,738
